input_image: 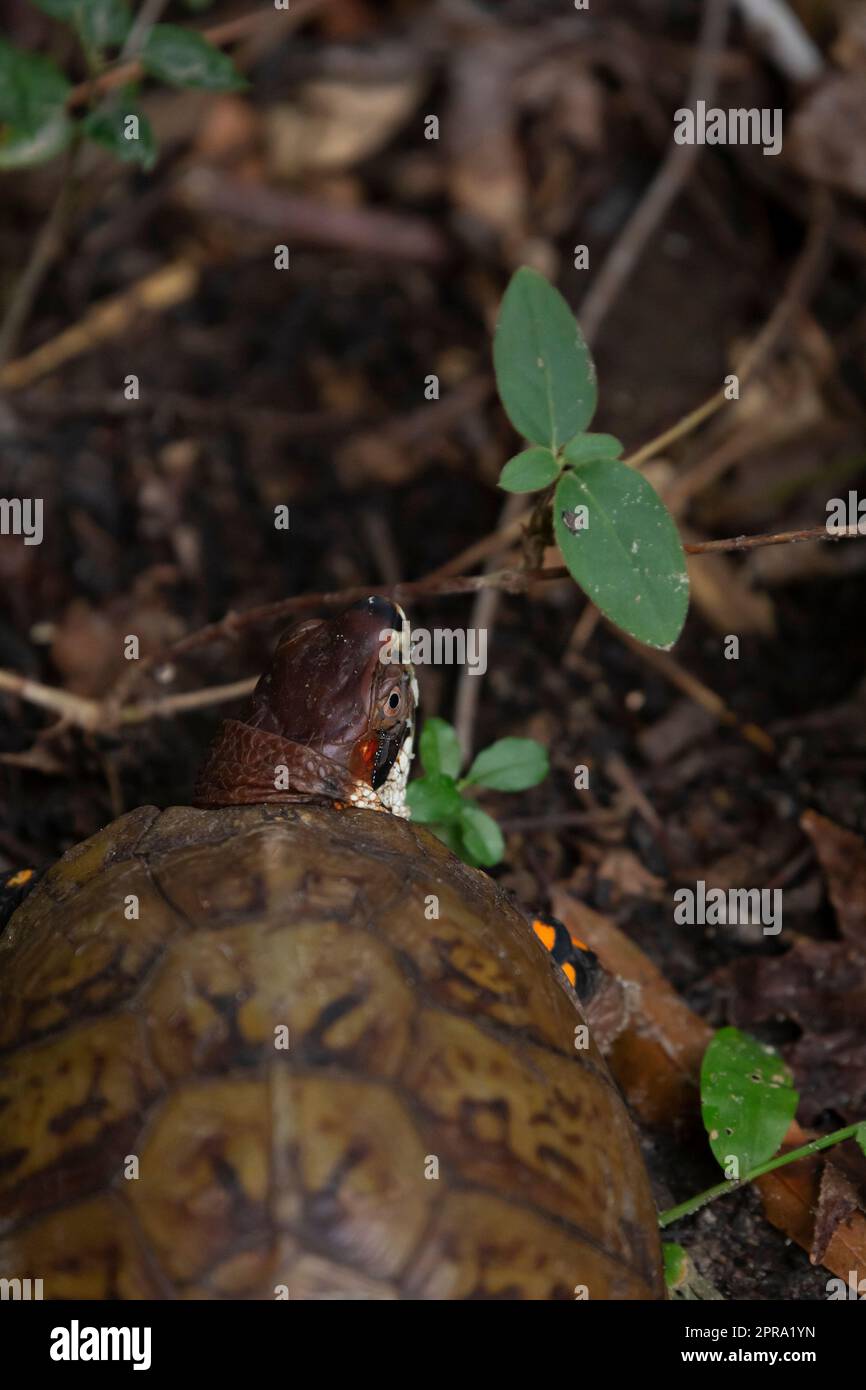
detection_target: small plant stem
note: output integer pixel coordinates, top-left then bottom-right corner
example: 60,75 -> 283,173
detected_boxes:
623,388 -> 726,470
0,141 -> 82,371
658,1121 -> 865,1228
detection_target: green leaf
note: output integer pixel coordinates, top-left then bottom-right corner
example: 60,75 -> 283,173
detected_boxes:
142,25 -> 246,90
406,774 -> 464,824
498,447 -> 560,494
663,1243 -> 688,1292
553,461 -> 689,649
493,267 -> 597,450
464,737 -> 548,792
0,41 -> 71,169
29,1 -> 79,17
83,94 -> 156,169
428,821 -> 464,857
856,1123 -> 866,1159
0,107 -> 71,168
0,41 -> 70,127
562,432 -> 624,465
31,0 -> 132,50
78,0 -> 133,53
419,717 -> 462,779
701,1027 -> 799,1175
458,803 -> 505,867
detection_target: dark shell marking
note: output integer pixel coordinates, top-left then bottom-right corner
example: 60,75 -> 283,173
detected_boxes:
0,804 -> 663,1300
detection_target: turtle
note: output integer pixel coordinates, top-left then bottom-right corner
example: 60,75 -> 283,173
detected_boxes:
0,597 -> 664,1300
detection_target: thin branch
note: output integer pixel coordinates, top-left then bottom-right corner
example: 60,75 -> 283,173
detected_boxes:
0,669 -> 102,731
684,523 -> 863,554
118,676 -> 257,725
0,142 -> 82,371
2,521 -> 863,739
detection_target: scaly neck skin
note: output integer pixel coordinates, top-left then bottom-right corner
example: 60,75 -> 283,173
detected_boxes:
192,598 -> 417,817
193,720 -> 401,813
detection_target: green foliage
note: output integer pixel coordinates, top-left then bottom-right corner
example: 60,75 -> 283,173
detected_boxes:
498,446 -> 560,494
662,1242 -> 688,1291
463,736 -> 549,792
0,39 -> 72,169
142,25 -> 246,91
418,717 -> 462,779
32,1 -> 133,56
562,432 -> 624,464
700,1027 -> 799,1175
553,460 -> 689,649
407,718 -> 548,867
493,266 -> 690,650
82,91 -> 155,169
493,267 -> 596,450
1,6 -> 244,177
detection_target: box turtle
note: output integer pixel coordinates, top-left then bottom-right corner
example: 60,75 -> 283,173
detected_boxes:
0,598 -> 663,1300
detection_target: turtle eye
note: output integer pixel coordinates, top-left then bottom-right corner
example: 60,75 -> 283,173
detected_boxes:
387,689 -> 401,711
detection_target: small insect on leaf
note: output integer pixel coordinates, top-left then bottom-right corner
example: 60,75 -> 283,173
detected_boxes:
700,1027 -> 799,1175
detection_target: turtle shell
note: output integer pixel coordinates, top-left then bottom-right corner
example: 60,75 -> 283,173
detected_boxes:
0,802 -> 663,1300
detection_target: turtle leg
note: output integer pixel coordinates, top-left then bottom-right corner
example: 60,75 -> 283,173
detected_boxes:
529,912 -> 603,1004
0,866 -> 44,932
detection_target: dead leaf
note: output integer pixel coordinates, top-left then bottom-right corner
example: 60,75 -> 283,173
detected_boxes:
801,809 -> 866,949
264,79 -> 422,180
812,1163 -> 862,1265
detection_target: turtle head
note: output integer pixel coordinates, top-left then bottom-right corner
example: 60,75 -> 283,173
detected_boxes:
194,597 -> 418,816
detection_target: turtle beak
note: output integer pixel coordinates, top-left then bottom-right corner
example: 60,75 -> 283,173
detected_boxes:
372,722 -> 409,790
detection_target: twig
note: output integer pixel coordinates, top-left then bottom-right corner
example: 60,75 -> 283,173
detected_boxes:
618,632 -> 776,755
0,669 -> 102,731
176,169 -> 448,265
734,0 -> 824,83
685,523 -> 862,553
0,143 -> 82,371
578,0 -> 731,342
0,260 -> 199,391
121,0 -> 172,61
3,521 -> 863,739
118,676 -> 257,724
452,491 -> 525,758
